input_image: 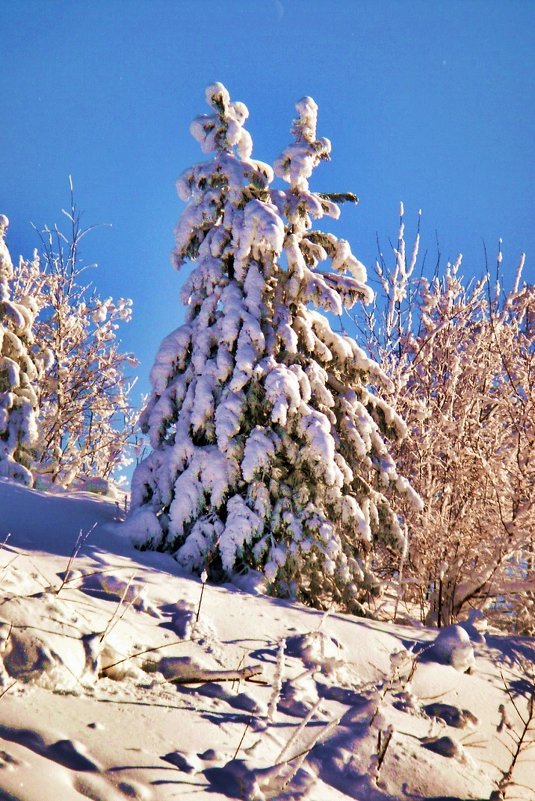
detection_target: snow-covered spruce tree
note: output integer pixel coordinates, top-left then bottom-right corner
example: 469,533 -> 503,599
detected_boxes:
0,214 -> 40,486
128,84 -> 420,611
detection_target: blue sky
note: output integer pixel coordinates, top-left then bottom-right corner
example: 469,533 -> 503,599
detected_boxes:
2,0 -> 534,405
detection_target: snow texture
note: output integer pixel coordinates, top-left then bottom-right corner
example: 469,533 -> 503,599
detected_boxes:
0,478 -> 533,801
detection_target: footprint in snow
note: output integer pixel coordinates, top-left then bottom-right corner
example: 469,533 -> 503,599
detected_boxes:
0,725 -> 99,772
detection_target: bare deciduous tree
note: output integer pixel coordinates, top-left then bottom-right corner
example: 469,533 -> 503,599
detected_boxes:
12,187 -> 138,488
355,207 -> 534,631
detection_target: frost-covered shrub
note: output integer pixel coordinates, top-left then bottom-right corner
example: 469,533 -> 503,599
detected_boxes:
11,193 -> 138,488
127,84 -> 420,611
0,215 -> 40,485
358,209 -> 535,631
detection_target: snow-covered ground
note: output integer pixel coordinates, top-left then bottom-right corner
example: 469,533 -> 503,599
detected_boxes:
0,477 -> 533,801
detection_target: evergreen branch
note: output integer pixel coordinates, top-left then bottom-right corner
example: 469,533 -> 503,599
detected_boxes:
317,191 -> 359,204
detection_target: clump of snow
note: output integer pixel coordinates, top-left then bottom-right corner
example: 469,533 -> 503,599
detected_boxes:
285,630 -> 346,676
425,624 -> 476,672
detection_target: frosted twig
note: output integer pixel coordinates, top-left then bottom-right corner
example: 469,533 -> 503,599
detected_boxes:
280,716 -> 340,765
267,638 -> 285,723
290,666 -> 316,684
56,524 -> 96,594
314,605 -> 333,631
0,554 -> 19,583
266,716 -> 340,799
99,572 -> 137,643
276,698 -> 323,762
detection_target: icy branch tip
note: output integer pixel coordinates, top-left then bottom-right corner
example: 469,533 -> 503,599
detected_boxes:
294,96 -> 318,141
296,96 -> 318,115
205,81 -> 229,105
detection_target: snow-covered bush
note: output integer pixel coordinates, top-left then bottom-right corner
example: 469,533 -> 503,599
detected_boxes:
11,190 -> 138,487
358,208 -> 535,631
0,214 -> 40,485
127,84 -> 420,611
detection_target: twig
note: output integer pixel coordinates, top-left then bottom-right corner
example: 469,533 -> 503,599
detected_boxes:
100,639 -> 189,674
99,573 -> 137,643
276,698 -> 323,762
0,680 -> 17,700
195,569 -> 208,624
267,638 -> 285,723
376,724 -> 394,775
499,668 -> 527,725
314,605 -> 333,632
232,714 -> 253,759
168,664 -> 263,685
265,716 -> 340,799
58,564 -> 141,589
1,622 -> 13,649
56,524 -> 97,594
0,554 -> 19,582
496,661 -> 535,796
231,653 -> 246,693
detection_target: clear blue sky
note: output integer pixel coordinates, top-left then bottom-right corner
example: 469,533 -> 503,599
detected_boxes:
2,0 -> 534,405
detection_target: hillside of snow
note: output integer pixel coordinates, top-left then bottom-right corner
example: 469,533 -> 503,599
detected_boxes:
0,476 -> 533,801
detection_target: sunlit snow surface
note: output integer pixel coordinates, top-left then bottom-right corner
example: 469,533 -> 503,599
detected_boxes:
0,476 -> 533,800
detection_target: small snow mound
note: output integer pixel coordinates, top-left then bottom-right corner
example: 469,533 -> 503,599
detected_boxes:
161,750 -> 200,773
279,673 -> 319,717
423,702 -> 479,729
231,568 -> 267,595
2,628 -> 86,691
285,630 -> 345,672
81,572 -> 151,613
205,758 -> 314,801
73,475 -> 110,496
167,599 -> 195,638
426,624 -> 476,672
421,734 -> 465,760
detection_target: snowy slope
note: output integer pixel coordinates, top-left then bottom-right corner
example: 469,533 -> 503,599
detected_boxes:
0,477 -> 533,801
